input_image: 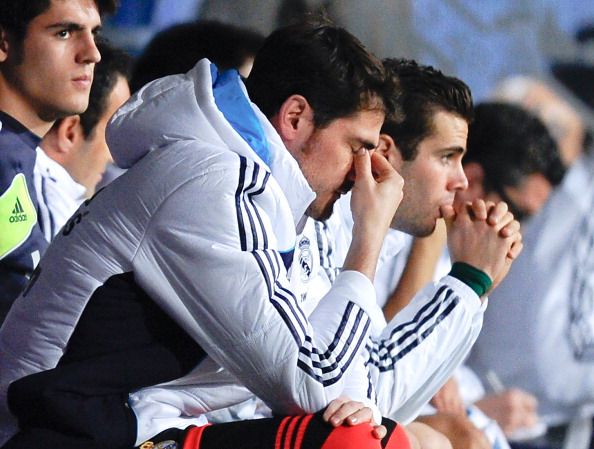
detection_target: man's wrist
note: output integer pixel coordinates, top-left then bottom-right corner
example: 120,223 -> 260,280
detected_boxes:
449,262 -> 493,297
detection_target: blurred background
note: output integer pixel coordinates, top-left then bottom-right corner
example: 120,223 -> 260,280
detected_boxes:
103,0 -> 594,122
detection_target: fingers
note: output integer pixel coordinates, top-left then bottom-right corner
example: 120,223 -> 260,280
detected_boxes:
351,147 -> 372,183
323,398 -> 372,427
470,198 -> 489,221
322,397 -> 348,423
372,425 -> 387,439
369,150 -> 398,182
459,199 -> 520,233
323,398 -> 385,440
486,201 -> 508,225
453,199 -> 523,247
482,201 -> 522,239
440,204 -> 456,231
499,216 -> 520,238
479,389 -> 541,434
507,237 -> 524,260
352,148 -> 397,184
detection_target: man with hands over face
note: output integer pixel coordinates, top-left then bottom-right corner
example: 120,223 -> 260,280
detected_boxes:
0,19 -> 413,449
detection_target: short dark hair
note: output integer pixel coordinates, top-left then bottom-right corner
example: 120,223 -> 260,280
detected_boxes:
0,0 -> 117,42
245,18 -> 396,128
76,40 -> 131,138
381,58 -> 474,160
466,102 -> 566,196
131,20 -> 265,93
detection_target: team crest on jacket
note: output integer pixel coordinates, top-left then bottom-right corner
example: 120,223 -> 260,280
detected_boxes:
298,236 -> 313,282
139,440 -> 178,449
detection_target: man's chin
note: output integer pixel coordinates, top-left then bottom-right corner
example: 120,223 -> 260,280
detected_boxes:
393,219 -> 436,238
306,201 -> 335,222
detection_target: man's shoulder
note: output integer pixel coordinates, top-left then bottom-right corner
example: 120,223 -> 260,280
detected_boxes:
136,141 -> 271,193
0,117 -> 38,190
0,121 -> 39,237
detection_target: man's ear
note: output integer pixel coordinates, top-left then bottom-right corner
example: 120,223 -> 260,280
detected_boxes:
0,28 -> 10,63
376,134 -> 403,170
55,115 -> 83,154
271,94 -> 314,148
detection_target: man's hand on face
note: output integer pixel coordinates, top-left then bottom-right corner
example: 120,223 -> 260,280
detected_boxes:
349,148 -> 404,236
343,149 -> 404,281
441,199 -> 523,295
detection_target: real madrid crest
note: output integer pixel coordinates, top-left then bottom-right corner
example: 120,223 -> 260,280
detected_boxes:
298,236 -> 313,282
139,440 -> 177,449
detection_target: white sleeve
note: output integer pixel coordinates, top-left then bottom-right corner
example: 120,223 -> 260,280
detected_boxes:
133,157 -> 378,416
369,275 -> 485,423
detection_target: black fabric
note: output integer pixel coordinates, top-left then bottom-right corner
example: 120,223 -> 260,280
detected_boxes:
2,427 -> 104,449
297,413 -> 339,449
201,416 -> 286,449
380,417 -> 398,448
6,272 -> 206,448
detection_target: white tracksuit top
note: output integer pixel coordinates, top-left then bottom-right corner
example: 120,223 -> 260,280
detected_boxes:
0,60 -> 385,445
309,197 -> 486,423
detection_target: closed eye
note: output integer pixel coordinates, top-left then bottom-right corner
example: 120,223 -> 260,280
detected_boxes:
441,152 -> 455,163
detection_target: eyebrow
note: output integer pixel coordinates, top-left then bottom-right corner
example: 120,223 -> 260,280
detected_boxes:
46,22 -> 102,33
439,146 -> 466,155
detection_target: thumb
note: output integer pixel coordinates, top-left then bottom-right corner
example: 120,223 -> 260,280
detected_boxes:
440,204 -> 455,231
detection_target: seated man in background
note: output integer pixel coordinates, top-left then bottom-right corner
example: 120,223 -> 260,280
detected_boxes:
492,75 -> 589,169
99,19 -> 266,191
130,19 -> 265,92
451,100 -> 566,447
467,99 -> 594,449
35,40 -> 132,238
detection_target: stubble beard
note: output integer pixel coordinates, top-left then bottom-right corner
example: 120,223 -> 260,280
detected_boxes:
391,209 -> 436,238
306,198 -> 336,222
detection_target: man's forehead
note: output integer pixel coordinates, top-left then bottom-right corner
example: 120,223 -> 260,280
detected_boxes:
431,109 -> 467,134
42,0 -> 101,18
348,108 -> 385,142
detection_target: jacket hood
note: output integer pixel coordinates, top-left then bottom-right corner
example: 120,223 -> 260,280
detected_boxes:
106,59 -> 315,225
108,59 -> 253,169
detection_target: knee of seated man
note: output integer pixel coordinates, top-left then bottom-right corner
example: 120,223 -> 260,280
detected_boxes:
406,421 -> 452,449
417,413 -> 490,449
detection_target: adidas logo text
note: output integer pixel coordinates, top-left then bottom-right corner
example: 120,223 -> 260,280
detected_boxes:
9,197 -> 27,223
